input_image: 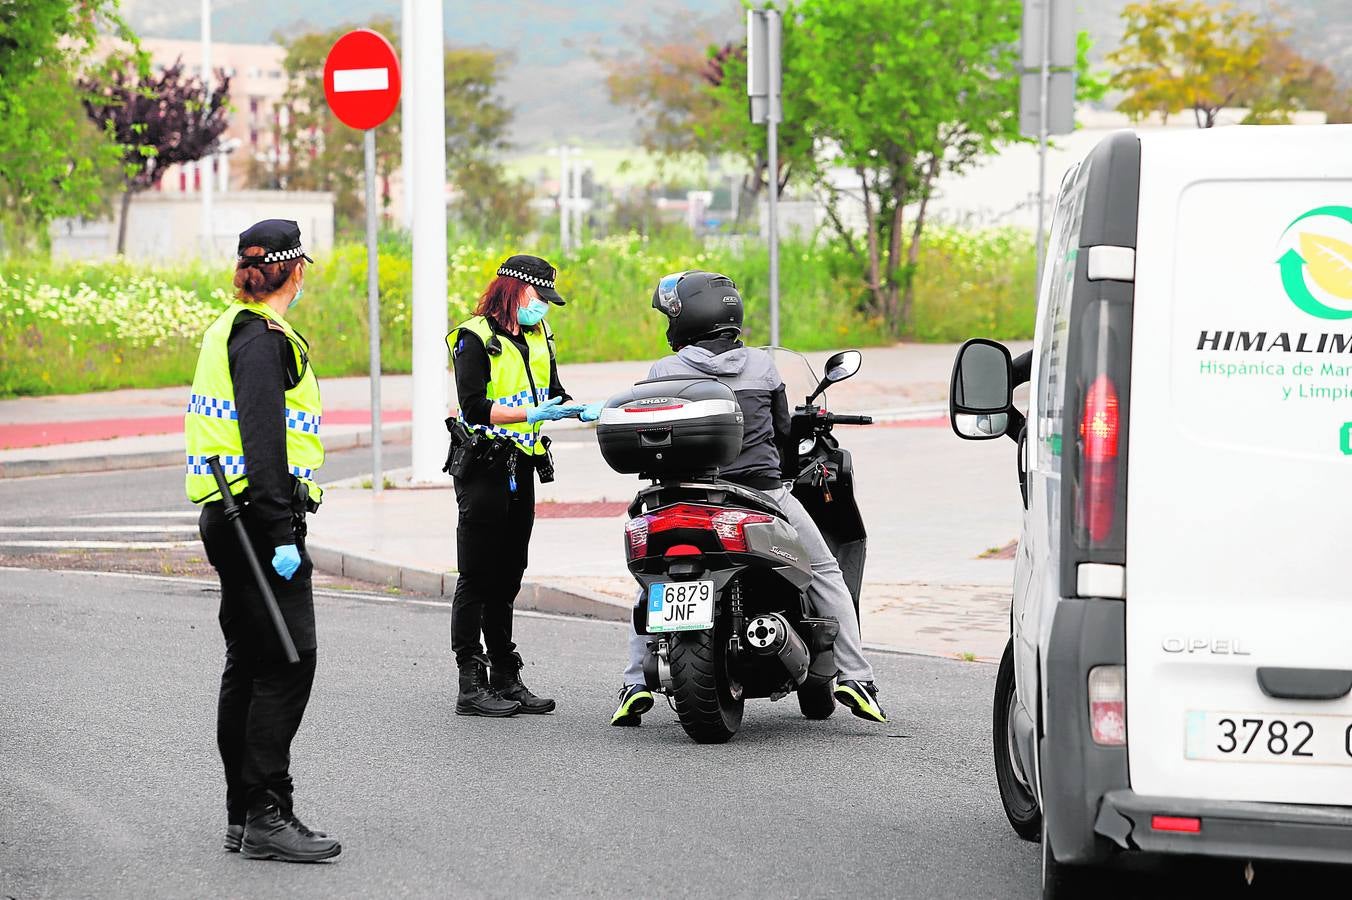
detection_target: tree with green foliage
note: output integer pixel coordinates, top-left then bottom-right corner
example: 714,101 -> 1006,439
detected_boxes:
81,59 -> 231,254
442,47 -> 531,235
1242,35 -> 1352,125
1108,0 -> 1278,128
793,0 -> 1026,334
602,23 -> 815,229
0,0 -> 139,251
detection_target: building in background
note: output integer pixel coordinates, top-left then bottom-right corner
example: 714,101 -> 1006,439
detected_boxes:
137,38 -> 290,194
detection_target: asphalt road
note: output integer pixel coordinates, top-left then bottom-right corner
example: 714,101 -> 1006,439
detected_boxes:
2,569 -> 1332,899
0,566 -> 1037,899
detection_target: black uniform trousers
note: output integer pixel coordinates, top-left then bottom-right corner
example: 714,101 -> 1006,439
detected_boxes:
199,499 -> 317,825
451,451 -> 536,669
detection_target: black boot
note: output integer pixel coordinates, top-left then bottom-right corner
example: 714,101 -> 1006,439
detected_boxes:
490,652 -> 556,714
456,655 -> 521,717
241,799 -> 341,862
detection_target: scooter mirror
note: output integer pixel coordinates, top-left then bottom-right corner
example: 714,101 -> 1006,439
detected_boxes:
808,350 -> 862,403
823,350 -> 862,383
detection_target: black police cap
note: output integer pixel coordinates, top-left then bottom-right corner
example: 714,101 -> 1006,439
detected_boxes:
497,254 -> 565,305
237,219 -> 315,266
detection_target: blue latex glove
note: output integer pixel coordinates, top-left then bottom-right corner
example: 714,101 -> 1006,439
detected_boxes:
526,396 -> 585,424
579,402 -> 604,423
272,544 -> 301,581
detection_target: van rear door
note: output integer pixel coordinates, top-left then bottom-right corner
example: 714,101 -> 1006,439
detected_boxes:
1127,126 -> 1352,806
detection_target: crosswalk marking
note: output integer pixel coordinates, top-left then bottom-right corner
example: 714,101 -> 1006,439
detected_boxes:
0,540 -> 198,549
0,525 -> 198,534
74,511 -> 199,520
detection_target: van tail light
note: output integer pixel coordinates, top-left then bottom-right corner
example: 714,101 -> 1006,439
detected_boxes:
1151,816 -> 1201,834
1088,665 -> 1126,746
1079,375 -> 1119,545
624,504 -> 776,560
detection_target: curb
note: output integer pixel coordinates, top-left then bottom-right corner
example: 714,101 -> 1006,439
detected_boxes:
0,424 -> 412,480
306,542 -> 631,623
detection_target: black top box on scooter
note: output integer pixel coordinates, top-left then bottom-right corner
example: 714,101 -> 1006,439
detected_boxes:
597,377 -> 744,476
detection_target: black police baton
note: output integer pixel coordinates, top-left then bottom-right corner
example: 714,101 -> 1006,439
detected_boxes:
205,455 -> 300,664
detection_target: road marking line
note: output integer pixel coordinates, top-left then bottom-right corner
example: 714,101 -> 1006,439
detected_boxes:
0,525 -> 198,534
0,566 -> 628,626
333,67 -> 389,92
74,511 -> 199,519
0,540 -> 198,549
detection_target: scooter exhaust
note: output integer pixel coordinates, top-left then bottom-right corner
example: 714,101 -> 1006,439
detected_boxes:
744,613 -> 810,684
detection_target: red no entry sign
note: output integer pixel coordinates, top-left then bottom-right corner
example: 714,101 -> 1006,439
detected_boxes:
323,29 -> 402,130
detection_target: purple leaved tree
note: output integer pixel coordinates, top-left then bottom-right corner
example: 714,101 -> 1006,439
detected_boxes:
81,58 -> 231,254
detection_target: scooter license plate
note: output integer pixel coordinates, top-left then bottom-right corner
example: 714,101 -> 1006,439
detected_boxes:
647,581 -> 715,632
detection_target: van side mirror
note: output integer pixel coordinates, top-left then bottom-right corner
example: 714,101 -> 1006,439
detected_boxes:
807,349 -> 862,402
950,339 -> 1013,441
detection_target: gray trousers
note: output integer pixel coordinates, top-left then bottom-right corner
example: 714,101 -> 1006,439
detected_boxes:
623,486 -> 874,685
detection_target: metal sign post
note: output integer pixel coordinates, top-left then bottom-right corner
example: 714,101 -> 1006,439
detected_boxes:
324,29 -> 403,492
748,8 -> 783,349
1019,0 -> 1076,285
364,128 -> 383,493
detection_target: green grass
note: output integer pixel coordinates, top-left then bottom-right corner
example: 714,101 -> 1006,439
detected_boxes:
0,227 -> 1035,397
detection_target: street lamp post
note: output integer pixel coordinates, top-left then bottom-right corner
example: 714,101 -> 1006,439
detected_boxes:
201,0 -> 213,258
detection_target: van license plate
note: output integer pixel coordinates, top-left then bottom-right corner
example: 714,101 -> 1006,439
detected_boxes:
1185,711 -> 1352,767
647,581 -> 715,632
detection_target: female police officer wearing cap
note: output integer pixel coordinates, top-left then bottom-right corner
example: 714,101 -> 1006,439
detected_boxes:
187,219 -> 341,862
445,254 -> 603,717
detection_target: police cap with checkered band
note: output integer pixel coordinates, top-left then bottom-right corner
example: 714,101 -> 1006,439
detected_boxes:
497,254 -> 566,305
236,219 -> 315,266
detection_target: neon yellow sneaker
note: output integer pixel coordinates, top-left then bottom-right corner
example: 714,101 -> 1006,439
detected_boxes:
834,680 -> 887,722
611,683 -> 654,727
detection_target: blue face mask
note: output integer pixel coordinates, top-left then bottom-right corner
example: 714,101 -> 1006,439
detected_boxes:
517,298 -> 548,327
289,287 -> 304,310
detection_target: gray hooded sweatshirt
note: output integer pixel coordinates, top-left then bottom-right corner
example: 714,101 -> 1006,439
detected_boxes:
647,338 -> 792,489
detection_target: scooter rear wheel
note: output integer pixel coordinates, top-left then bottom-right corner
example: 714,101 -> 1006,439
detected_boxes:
668,618 -> 743,743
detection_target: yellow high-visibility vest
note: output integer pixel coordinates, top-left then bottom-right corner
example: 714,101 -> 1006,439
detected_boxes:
447,315 -> 553,456
184,302 -> 325,504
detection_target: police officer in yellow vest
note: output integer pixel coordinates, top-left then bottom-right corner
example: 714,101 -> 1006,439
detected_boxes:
187,220 -> 340,863
446,255 -> 600,717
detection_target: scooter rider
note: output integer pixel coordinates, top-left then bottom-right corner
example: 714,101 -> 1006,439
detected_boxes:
610,270 -> 887,726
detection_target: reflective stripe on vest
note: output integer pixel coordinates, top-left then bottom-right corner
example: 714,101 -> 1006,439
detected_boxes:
184,302 -> 325,504
447,316 -> 554,456
188,392 -> 323,435
186,454 -> 315,480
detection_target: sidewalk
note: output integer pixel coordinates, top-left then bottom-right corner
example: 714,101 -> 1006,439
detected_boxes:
0,341 -> 974,475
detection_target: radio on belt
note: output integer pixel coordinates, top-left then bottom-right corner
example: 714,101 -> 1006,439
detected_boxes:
596,377 -> 744,477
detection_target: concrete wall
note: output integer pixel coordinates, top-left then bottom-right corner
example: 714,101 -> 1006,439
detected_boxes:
50,191 -> 335,263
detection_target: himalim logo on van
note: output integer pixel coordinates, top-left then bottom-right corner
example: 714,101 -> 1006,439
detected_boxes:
1277,206 -> 1352,321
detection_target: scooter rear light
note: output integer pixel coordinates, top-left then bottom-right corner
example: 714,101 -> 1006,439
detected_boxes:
624,516 -> 648,560
664,544 -> 702,557
710,509 -> 775,552
1088,665 -> 1126,746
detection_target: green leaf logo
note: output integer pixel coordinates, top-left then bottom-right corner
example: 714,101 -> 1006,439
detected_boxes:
1278,206 -> 1352,320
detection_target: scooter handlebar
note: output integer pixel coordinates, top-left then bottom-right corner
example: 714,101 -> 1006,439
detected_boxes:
827,414 -> 873,426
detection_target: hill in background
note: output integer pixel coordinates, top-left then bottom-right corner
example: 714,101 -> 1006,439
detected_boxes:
122,0 -> 1352,150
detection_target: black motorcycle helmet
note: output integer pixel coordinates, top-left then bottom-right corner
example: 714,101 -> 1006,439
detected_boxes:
651,270 -> 744,350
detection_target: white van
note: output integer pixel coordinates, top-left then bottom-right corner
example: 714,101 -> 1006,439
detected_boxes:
948,126 -> 1352,897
